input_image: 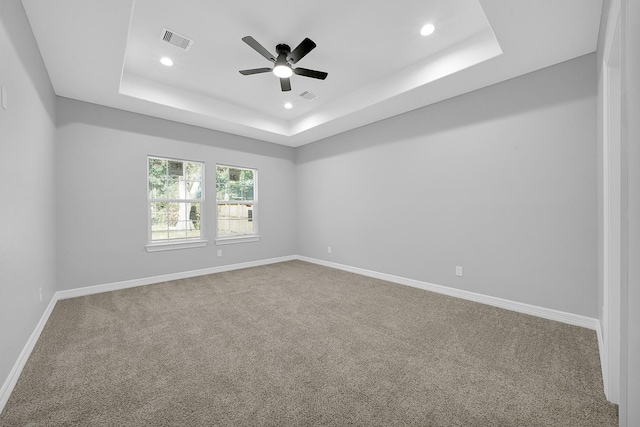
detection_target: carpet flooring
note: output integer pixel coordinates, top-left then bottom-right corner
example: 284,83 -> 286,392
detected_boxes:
0,260 -> 618,426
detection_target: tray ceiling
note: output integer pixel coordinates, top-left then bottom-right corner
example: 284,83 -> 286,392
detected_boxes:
21,0 -> 602,147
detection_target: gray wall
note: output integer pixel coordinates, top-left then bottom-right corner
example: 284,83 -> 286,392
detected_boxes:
55,99 -> 297,290
0,0 -> 57,389
3,0 -> 624,415
296,54 -> 598,317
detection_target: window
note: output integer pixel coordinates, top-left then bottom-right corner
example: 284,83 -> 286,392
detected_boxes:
216,165 -> 258,243
147,156 -> 206,251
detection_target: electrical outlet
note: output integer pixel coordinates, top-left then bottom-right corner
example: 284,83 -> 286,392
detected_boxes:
217,250 -> 222,257
456,266 -> 463,277
328,246 -> 332,254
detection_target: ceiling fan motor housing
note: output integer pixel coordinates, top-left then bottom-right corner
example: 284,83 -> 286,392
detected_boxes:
276,44 -> 291,55
239,36 -> 328,92
273,44 -> 293,79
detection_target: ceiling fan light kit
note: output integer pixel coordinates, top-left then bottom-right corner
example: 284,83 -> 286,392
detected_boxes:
239,36 -> 328,92
273,65 -> 292,78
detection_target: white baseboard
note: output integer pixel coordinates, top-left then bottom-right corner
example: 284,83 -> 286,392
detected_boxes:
298,256 -> 601,331
596,321 -> 608,399
55,255 -> 297,300
0,255 -> 295,413
1,254 -> 603,414
0,295 -> 57,412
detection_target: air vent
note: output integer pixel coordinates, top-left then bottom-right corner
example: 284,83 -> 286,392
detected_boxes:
299,91 -> 318,101
160,28 -> 193,51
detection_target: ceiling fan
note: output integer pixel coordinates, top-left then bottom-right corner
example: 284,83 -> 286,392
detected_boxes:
239,36 -> 328,92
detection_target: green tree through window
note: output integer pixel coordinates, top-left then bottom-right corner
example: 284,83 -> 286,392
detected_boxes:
216,165 -> 257,239
148,157 -> 204,242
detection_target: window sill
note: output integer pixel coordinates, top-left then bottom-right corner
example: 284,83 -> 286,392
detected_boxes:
145,239 -> 208,252
215,235 -> 260,245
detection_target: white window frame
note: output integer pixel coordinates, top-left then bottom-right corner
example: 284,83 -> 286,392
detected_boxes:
215,164 -> 259,245
146,156 -> 207,252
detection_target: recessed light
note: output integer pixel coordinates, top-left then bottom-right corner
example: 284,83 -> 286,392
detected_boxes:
284,102 -> 293,109
420,24 -> 435,36
160,57 -> 174,67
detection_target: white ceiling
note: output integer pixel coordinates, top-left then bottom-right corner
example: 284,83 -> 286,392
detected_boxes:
21,0 -> 603,147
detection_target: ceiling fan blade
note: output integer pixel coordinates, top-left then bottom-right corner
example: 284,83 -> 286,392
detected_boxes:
280,78 -> 291,92
239,67 -> 272,76
293,67 -> 328,80
242,36 -> 276,62
287,38 -> 316,64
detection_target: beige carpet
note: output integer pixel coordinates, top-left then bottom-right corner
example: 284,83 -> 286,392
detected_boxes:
0,260 -> 617,426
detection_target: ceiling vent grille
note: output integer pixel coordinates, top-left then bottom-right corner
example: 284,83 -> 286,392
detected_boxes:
299,91 -> 318,101
160,28 -> 193,51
